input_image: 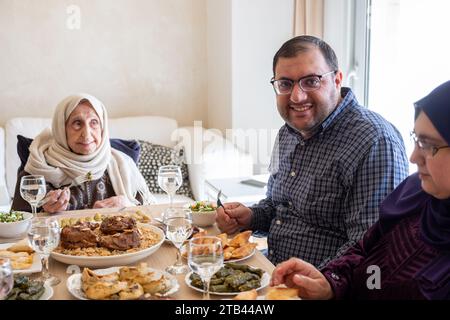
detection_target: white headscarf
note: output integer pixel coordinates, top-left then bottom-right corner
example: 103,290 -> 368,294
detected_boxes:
25,93 -> 154,206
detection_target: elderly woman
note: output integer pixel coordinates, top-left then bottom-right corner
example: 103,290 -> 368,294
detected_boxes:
271,81 -> 450,300
11,93 -> 153,213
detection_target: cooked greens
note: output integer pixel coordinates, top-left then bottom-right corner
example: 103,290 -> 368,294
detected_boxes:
5,275 -> 45,300
189,263 -> 263,293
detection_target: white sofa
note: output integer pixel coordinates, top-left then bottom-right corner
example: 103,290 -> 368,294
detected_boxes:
0,116 -> 253,209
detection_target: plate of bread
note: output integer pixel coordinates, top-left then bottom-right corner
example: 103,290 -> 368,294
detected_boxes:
0,240 -> 41,274
67,263 -> 179,300
181,230 -> 257,263
233,287 -> 301,300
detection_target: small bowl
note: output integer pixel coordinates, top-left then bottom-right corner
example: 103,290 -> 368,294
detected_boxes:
0,211 -> 33,238
190,209 -> 217,227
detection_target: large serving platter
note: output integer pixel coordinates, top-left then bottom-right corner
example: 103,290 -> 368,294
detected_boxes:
51,225 -> 164,268
67,266 -> 179,300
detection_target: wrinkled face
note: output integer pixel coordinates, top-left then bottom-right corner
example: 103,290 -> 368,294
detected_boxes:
410,112 -> 450,199
65,102 -> 102,155
274,48 -> 343,138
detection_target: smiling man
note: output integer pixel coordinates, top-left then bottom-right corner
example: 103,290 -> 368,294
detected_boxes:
216,36 -> 409,268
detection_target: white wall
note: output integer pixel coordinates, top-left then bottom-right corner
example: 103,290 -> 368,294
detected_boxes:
207,0 -> 294,173
0,0 -> 207,127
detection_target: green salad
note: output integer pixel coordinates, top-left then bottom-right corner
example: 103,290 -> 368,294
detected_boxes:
0,211 -> 25,223
189,201 -> 217,212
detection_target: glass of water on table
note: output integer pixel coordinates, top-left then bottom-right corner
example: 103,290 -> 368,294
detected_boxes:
20,175 -> 47,217
188,236 -> 224,300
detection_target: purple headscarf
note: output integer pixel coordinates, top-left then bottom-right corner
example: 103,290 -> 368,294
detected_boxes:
379,80 -> 450,300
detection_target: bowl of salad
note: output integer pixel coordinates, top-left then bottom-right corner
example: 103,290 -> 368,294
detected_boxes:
188,201 -> 217,227
0,211 -> 33,238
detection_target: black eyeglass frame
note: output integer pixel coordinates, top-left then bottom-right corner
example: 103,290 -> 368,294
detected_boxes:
270,70 -> 337,95
410,131 -> 450,157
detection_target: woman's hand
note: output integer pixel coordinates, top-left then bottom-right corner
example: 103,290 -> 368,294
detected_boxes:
93,195 -> 130,209
42,188 -> 70,213
270,257 -> 334,300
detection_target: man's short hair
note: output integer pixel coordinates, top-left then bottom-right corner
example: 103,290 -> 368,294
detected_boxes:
272,35 -> 339,75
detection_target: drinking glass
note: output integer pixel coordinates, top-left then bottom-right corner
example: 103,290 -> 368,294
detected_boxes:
164,209 -> 192,275
20,175 -> 47,217
0,258 -> 13,300
157,165 -> 182,214
188,236 -> 224,300
27,217 -> 60,286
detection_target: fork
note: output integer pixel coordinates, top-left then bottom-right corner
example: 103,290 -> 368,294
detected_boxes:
217,190 -> 224,209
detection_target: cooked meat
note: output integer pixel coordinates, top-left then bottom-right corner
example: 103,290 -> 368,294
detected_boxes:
100,216 -> 137,235
61,223 -> 99,249
99,229 -> 141,251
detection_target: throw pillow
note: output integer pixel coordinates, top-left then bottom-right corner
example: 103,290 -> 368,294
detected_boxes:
137,140 -> 193,199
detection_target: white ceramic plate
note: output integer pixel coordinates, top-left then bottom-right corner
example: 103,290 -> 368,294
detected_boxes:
0,243 -> 42,274
51,225 -> 164,268
185,267 -> 270,296
180,244 -> 257,263
66,266 -> 179,300
40,282 -> 54,300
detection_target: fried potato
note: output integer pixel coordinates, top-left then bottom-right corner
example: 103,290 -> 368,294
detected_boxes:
265,287 -> 300,300
233,289 -> 258,300
228,230 -> 252,248
230,242 -> 257,259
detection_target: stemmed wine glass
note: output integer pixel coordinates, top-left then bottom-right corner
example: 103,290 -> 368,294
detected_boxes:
164,209 -> 192,275
158,165 -> 182,214
188,236 -> 224,300
20,175 -> 47,217
0,258 -> 13,300
27,217 -> 61,286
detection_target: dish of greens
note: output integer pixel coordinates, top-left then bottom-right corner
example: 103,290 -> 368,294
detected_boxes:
189,201 -> 217,212
186,263 -> 269,295
0,211 -> 26,223
5,275 -> 49,300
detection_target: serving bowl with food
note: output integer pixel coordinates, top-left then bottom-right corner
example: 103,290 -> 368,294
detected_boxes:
188,201 -> 217,227
0,211 -> 33,238
181,230 -> 257,263
185,262 -> 269,295
67,263 -> 179,300
51,215 -> 164,267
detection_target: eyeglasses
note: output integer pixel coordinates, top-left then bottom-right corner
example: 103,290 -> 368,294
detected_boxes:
270,70 -> 337,95
410,131 -> 450,157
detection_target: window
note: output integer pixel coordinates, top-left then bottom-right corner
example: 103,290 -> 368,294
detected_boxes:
325,0 -> 450,173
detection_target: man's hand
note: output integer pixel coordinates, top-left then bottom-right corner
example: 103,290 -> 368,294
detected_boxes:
216,202 -> 252,234
270,257 -> 334,300
42,188 -> 70,213
93,195 -> 129,209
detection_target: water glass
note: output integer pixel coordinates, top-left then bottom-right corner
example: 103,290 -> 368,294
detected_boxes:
188,236 -> 224,300
164,209 -> 192,275
0,258 -> 13,300
20,175 -> 46,217
27,217 -> 60,286
157,165 -> 182,214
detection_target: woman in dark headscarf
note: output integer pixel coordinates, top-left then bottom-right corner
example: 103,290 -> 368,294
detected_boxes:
270,81 -> 450,299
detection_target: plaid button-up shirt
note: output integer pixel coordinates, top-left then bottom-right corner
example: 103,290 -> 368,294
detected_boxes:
250,88 -> 409,268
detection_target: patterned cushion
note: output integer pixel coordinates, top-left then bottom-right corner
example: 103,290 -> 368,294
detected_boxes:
137,140 -> 193,199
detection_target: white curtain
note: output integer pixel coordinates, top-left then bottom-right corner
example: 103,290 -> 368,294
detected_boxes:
294,0 -> 324,38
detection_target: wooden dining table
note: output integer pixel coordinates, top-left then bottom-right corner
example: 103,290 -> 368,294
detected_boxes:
1,204 -> 275,300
